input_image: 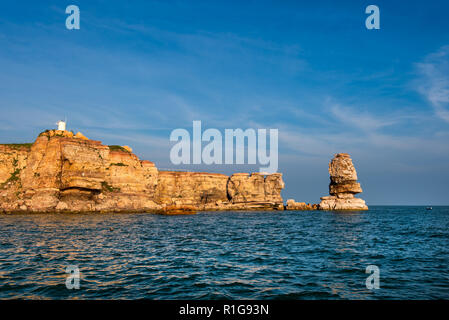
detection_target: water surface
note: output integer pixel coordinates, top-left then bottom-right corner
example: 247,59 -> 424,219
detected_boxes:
0,206 -> 448,299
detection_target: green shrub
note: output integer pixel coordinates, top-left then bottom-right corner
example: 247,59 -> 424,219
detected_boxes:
0,143 -> 33,150
110,162 -> 128,167
1,168 -> 21,189
8,169 -> 21,182
108,145 -> 130,153
101,181 -> 120,193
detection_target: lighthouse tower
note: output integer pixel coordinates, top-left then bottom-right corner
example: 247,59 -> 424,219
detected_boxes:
57,120 -> 66,131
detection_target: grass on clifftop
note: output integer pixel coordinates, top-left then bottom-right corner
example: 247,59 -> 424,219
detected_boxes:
38,129 -> 75,139
0,143 -> 33,150
108,145 -> 130,153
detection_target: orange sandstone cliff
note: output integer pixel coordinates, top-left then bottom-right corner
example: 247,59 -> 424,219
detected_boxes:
0,130 -> 284,213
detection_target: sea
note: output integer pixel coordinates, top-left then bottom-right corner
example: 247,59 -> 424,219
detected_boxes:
0,206 -> 448,299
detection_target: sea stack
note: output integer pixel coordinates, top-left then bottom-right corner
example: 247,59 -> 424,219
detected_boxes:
319,153 -> 368,210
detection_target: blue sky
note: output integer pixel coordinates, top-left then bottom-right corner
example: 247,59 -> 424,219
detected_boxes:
1,0 -> 449,204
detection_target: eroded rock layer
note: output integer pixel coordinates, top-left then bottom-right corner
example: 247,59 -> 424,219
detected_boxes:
285,199 -> 318,210
0,130 -> 284,213
154,171 -> 284,211
318,153 -> 368,210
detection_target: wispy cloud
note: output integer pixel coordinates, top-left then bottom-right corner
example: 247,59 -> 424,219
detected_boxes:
328,102 -> 398,131
416,45 -> 449,123
276,97 -> 449,161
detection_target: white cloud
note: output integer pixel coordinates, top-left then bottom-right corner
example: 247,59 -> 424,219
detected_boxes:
276,98 -> 449,163
416,45 -> 449,123
329,102 -> 398,131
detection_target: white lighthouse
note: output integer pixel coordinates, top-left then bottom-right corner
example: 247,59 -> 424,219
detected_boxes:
57,120 -> 66,131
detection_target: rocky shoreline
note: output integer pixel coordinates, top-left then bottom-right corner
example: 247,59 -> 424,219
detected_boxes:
0,130 -> 367,214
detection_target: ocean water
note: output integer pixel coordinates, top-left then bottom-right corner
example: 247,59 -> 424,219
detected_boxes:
0,206 -> 448,300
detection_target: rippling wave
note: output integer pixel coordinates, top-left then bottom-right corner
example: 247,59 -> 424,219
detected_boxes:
1,206 -> 448,299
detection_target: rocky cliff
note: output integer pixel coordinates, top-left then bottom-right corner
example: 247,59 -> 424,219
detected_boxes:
0,130 -> 284,213
318,153 -> 368,210
155,171 -> 283,211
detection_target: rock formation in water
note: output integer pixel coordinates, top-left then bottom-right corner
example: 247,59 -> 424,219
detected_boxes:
0,130 -> 284,213
318,153 -> 368,210
285,199 -> 318,210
